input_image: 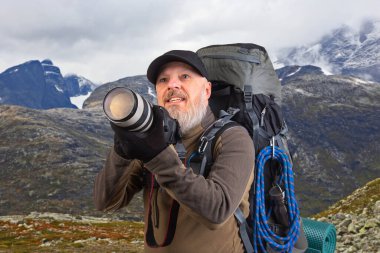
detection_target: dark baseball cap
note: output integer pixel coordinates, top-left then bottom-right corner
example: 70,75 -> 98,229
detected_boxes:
147,50 -> 208,84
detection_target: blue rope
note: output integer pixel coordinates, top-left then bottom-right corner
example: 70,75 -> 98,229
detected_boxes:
253,146 -> 300,253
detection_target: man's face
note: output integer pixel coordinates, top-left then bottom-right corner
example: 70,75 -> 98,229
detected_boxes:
155,61 -> 211,133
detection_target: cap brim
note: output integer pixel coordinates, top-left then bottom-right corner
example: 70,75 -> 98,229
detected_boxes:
147,54 -> 204,84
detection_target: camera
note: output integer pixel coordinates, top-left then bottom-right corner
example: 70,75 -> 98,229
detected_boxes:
103,87 -> 181,145
103,87 -> 153,132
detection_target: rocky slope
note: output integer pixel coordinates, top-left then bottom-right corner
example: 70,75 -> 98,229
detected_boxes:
314,178 -> 380,253
0,105 -> 143,220
281,74 -> 380,214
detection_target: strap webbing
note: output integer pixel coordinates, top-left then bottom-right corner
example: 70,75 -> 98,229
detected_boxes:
145,173 -> 180,248
146,200 -> 180,247
235,208 -> 254,253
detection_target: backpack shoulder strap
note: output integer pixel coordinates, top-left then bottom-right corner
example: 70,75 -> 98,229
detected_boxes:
197,108 -> 255,253
197,108 -> 240,177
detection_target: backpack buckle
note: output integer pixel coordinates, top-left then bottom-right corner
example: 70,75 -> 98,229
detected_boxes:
198,136 -> 209,155
198,134 -> 216,155
243,85 -> 252,103
227,107 -> 240,116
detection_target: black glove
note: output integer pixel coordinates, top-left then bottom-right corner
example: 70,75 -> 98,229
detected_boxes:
111,105 -> 180,162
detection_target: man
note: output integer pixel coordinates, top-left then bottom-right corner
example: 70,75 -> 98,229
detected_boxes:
94,50 -> 254,253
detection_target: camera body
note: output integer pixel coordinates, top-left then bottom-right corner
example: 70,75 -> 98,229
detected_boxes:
103,87 -> 180,144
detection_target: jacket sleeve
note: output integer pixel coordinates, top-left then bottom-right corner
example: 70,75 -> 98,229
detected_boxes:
93,147 -> 144,212
144,125 -> 254,228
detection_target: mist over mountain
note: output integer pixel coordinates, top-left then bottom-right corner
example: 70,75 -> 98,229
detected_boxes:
0,59 -> 97,109
276,20 -> 380,82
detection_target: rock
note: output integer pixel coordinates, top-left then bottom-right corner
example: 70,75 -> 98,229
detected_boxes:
347,245 -> 357,252
335,213 -> 347,220
339,219 -> 351,228
374,200 -> 380,216
347,222 -> 357,233
364,219 -> 378,229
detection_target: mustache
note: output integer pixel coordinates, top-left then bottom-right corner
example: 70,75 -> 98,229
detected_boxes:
164,90 -> 188,101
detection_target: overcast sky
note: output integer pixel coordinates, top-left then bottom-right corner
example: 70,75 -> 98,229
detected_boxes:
0,0 -> 379,84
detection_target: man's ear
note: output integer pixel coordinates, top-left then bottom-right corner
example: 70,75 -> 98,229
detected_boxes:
205,80 -> 212,99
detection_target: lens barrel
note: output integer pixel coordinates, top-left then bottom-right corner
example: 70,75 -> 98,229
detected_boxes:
103,87 -> 153,132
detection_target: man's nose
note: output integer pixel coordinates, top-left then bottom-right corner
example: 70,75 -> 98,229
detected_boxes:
167,77 -> 181,89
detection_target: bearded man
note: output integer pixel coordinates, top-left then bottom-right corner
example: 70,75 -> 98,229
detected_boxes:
94,50 -> 254,253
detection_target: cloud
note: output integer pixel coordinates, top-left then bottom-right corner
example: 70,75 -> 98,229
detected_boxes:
0,0 -> 379,83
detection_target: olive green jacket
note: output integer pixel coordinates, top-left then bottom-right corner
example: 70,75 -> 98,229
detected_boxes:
94,107 -> 254,253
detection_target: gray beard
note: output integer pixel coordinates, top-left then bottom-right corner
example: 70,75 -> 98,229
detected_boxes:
166,91 -> 208,135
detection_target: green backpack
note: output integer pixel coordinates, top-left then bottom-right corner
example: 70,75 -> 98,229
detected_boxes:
195,43 -> 308,253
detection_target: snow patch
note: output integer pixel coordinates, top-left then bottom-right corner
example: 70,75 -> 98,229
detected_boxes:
9,68 -> 19,74
287,67 -> 301,77
148,86 -> 156,98
45,71 -> 60,76
70,92 -> 92,109
314,60 -> 334,75
294,88 -> 319,97
352,77 -> 372,85
55,85 -> 63,93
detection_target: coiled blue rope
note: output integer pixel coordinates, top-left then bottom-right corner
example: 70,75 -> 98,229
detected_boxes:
253,146 -> 300,253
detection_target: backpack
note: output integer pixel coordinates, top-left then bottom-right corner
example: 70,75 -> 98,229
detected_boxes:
195,43 -> 308,253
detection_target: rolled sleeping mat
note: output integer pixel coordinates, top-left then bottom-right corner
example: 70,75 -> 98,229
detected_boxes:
302,218 -> 337,253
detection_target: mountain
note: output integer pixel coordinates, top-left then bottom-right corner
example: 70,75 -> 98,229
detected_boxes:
275,65 -> 324,84
281,73 -> 380,214
277,20 -> 380,82
83,75 -> 156,110
0,59 -> 97,109
0,105 -> 114,217
64,74 -> 97,97
1,71 -> 378,218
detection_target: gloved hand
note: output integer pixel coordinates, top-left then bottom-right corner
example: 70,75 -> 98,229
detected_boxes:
111,105 -> 180,162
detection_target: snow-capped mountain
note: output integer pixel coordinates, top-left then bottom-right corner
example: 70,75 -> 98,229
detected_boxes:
0,59 -> 97,109
275,65 -> 324,84
64,74 -> 98,97
277,20 -> 380,82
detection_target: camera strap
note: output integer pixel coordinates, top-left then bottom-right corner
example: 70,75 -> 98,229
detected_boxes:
145,142 -> 187,248
146,173 -> 180,248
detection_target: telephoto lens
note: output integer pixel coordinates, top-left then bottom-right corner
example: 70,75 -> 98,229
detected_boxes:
103,87 -> 153,132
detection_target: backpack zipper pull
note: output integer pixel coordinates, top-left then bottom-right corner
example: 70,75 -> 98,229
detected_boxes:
260,106 -> 267,127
